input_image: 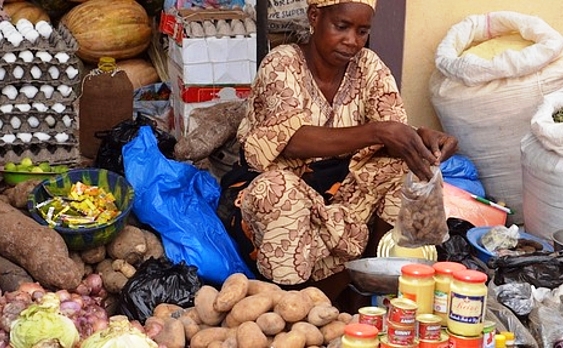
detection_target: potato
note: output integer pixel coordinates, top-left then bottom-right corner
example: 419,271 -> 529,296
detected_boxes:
80,245 -> 106,264
256,312 -> 286,336
182,307 -> 203,325
300,286 -> 331,306
208,342 -> 223,348
106,225 -> 147,265
236,321 -> 268,348
152,317 -> 185,348
291,322 -> 324,346
274,290 -> 314,323
338,312 -> 353,324
190,327 -> 230,348
153,303 -> 183,318
230,294 -> 273,323
247,279 -> 282,295
271,330 -> 307,348
307,305 -> 340,327
222,312 -> 241,328
221,336 -> 237,348
178,315 -> 200,340
214,273 -> 249,312
320,320 -> 346,345
195,285 -> 227,326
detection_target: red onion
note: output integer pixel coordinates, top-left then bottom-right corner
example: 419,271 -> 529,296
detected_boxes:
84,273 -> 103,296
55,289 -> 71,302
74,283 -> 90,296
59,300 -> 82,317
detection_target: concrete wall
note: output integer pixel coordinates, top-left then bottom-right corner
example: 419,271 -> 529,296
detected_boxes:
401,1 -> 563,130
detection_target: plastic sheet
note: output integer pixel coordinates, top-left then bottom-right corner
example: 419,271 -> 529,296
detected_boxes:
118,257 -> 202,324
490,251 -> 563,289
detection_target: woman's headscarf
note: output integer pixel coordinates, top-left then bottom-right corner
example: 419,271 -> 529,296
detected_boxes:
306,0 -> 377,9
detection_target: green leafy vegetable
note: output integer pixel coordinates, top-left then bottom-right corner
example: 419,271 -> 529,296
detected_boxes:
10,293 -> 80,348
80,315 -> 158,348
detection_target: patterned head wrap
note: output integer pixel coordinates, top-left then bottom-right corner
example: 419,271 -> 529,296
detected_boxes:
307,0 -> 377,9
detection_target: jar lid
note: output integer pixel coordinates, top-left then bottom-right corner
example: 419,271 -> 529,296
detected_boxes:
344,323 -> 379,338
433,261 -> 467,275
495,334 -> 507,348
453,269 -> 487,283
401,263 -> 435,277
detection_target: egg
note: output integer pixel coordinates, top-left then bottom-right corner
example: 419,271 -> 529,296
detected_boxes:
35,51 -> 52,62
40,85 -> 54,99
0,67 -> 5,80
62,115 -> 72,127
48,66 -> 60,79
2,85 -> 18,99
12,66 -> 24,80
0,119 -> 3,129
32,102 -> 48,112
15,104 -> 31,112
15,18 -> 33,32
33,132 -> 50,141
65,66 -> 79,79
0,104 -> 12,113
1,134 -> 16,144
27,116 -> 40,128
44,115 -> 56,127
2,52 -> 16,63
54,132 -> 69,143
35,20 -> 52,39
0,21 -> 14,33
51,103 -> 65,113
57,85 -> 72,97
7,31 -> 23,47
23,30 -> 39,44
54,52 -> 70,64
20,85 -> 38,98
30,66 -> 42,79
16,132 -> 32,143
10,116 -> 21,129
18,50 -> 33,63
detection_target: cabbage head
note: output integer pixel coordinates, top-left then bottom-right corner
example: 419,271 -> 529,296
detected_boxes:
10,293 -> 80,348
80,315 -> 158,348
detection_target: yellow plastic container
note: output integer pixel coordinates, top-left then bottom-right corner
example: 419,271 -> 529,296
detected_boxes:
432,261 -> 467,325
398,263 -> 436,315
447,270 -> 488,337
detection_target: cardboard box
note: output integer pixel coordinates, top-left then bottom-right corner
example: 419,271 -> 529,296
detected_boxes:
167,58 -> 251,103
168,37 -> 256,85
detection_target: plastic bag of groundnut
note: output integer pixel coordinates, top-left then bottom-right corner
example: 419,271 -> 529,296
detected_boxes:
392,166 -> 449,247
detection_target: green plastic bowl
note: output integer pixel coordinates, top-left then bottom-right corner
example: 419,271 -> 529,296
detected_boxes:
27,168 -> 135,251
1,169 -> 58,185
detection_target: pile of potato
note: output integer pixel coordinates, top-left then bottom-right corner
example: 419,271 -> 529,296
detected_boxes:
145,273 -> 355,348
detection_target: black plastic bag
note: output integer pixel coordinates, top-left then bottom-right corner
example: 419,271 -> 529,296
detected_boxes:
94,114 -> 177,176
118,257 -> 202,324
490,251 -> 563,289
436,218 -> 493,278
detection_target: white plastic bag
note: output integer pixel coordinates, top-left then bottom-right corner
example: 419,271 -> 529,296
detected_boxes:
530,89 -> 563,155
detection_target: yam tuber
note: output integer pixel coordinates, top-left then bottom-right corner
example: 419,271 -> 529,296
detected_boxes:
111,258 -> 136,278
106,225 -> 147,265
0,200 -> 82,290
4,179 -> 42,208
142,229 -> 164,261
0,255 -> 33,292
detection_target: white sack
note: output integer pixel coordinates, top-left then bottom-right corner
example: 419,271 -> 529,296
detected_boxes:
435,11 -> 563,86
521,132 -> 563,240
530,89 -> 563,155
430,11 -> 563,225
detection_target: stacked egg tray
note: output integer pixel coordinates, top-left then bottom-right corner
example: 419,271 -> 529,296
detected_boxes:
0,20 -> 80,166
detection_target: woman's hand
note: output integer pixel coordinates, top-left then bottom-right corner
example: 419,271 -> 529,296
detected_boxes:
416,126 -> 458,163
377,122 -> 457,181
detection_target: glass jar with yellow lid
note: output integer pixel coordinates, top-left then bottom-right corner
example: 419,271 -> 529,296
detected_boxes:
398,263 -> 435,315
432,261 -> 467,326
447,269 -> 488,337
341,323 -> 379,348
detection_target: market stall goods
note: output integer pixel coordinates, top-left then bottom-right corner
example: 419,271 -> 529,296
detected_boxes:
0,199 -> 82,290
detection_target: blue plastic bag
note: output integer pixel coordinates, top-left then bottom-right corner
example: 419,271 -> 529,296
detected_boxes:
122,126 -> 254,285
440,154 -> 486,197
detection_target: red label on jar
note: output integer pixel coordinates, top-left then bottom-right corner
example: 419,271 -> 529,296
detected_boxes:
389,299 -> 417,325
419,323 -> 442,341
388,321 -> 416,345
359,307 -> 386,332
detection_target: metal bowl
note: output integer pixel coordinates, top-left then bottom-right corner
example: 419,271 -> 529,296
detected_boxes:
345,257 -> 435,294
